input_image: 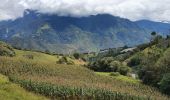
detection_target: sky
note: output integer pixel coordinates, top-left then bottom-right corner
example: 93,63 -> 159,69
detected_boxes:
0,0 -> 170,21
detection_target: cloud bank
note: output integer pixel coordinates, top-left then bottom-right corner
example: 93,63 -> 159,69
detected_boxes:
0,0 -> 170,21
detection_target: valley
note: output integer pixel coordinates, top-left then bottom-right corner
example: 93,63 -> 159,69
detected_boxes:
0,4 -> 170,100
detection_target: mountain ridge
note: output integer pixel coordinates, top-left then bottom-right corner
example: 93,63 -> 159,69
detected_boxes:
0,10 -> 170,54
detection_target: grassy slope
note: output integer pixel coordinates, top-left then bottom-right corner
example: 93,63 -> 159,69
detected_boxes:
15,49 -> 59,64
0,49 -> 169,99
0,74 -> 48,100
124,45 -> 164,64
15,49 -> 86,65
95,72 -> 140,84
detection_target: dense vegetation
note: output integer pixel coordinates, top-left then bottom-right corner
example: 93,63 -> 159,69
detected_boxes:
88,57 -> 131,75
0,41 -> 15,57
87,33 -> 170,97
126,35 -> 170,95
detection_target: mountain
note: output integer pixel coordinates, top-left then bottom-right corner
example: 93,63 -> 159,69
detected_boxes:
0,10 -> 170,54
135,20 -> 170,36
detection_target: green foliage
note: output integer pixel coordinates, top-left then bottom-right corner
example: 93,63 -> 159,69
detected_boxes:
88,57 -> 114,72
127,57 -> 141,67
118,66 -> 131,76
73,53 -> 80,59
110,61 -> 121,72
88,57 -> 131,75
159,73 -> 170,95
0,41 -> 15,57
126,37 -> 170,96
151,31 -> 157,36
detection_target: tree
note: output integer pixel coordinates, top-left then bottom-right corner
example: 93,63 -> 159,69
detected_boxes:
88,57 -> 131,75
159,73 -> 170,95
118,65 -> 131,75
151,31 -> 157,36
127,57 -> 141,67
73,53 -> 80,59
150,31 -> 157,42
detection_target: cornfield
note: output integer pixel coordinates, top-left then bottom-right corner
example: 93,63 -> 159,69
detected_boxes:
0,56 -> 169,100
10,77 -> 150,100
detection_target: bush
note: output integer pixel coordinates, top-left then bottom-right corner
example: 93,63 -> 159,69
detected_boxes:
0,41 -> 15,57
88,57 -> 131,75
57,56 -> 68,64
57,56 -> 74,65
127,57 -> 141,67
73,53 -> 80,59
118,66 -> 131,75
110,61 -> 121,72
88,57 -> 115,72
159,73 -> 170,95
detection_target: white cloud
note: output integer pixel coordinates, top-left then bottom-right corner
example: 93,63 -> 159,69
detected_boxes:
0,0 -> 170,21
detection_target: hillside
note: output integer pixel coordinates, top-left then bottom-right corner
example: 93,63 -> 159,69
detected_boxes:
0,42 -> 169,100
88,35 -> 170,97
135,20 -> 170,36
1,10 -> 170,53
126,36 -> 170,88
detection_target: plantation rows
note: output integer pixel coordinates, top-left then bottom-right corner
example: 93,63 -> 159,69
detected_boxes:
0,57 -> 169,100
9,77 -> 150,100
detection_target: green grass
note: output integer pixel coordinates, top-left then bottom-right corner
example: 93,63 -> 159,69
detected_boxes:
15,49 -> 59,64
14,49 -> 86,65
0,74 -> 48,100
95,72 -> 140,84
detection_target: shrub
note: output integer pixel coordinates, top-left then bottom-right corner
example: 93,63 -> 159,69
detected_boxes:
88,57 -> 131,75
57,56 -> 68,64
159,73 -> 170,95
0,41 -> 15,57
57,56 -> 74,65
118,66 -> 131,76
127,57 -> 141,67
73,53 -> 80,59
110,61 -> 121,72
